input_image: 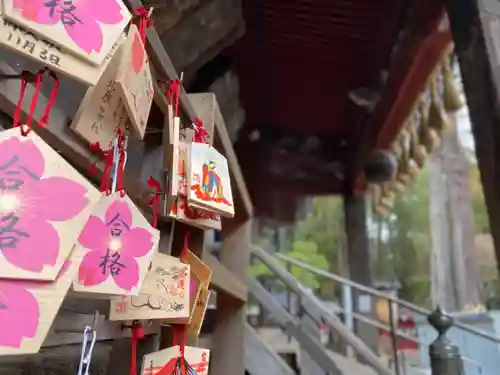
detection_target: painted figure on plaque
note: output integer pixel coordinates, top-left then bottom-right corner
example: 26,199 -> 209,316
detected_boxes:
191,160 -> 232,206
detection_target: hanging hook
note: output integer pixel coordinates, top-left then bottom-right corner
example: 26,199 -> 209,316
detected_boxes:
77,326 -> 97,375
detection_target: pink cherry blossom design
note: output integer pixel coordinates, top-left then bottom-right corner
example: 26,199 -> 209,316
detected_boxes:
0,259 -> 71,348
190,278 -> 197,297
131,34 -> 144,73
0,282 -> 39,348
0,137 -> 90,273
77,200 -> 153,291
12,0 -> 125,54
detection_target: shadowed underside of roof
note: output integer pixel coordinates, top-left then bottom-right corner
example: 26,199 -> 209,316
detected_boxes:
234,0 -> 405,136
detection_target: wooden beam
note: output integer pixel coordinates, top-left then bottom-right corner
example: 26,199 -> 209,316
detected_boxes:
160,0 -> 244,74
349,0 -> 447,190
208,69 -> 245,142
205,252 -> 247,302
444,0 -> 500,272
181,23 -> 245,85
43,313 -> 160,347
149,0 -> 211,35
0,60 -> 153,213
0,343 -> 112,372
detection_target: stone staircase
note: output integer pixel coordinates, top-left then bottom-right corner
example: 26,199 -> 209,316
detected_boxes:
243,247 -> 394,375
242,247 -> 500,375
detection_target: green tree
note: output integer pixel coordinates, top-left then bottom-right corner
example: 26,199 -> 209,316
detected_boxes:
294,197 -> 344,273
284,240 -> 329,289
249,240 -> 328,289
373,169 -> 432,305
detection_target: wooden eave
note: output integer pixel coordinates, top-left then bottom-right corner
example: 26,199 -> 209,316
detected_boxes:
350,1 -> 451,192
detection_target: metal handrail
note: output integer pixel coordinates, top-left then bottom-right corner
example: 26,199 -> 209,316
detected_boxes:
276,253 -> 500,344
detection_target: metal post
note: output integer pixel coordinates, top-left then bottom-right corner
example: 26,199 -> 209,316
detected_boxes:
342,284 -> 354,331
342,283 -> 354,357
388,299 -> 401,375
286,261 -> 292,343
428,306 -> 465,375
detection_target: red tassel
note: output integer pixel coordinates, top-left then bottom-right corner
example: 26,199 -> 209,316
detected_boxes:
134,7 -> 153,43
193,118 -> 208,144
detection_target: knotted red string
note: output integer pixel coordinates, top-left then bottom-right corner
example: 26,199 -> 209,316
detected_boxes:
13,69 -> 59,136
193,118 -> 208,144
166,80 -> 181,117
88,142 -> 114,194
40,70 -> 59,128
116,129 -> 127,197
147,176 -> 162,228
88,142 -> 103,175
181,230 -> 189,262
101,149 -> 114,194
130,321 -> 145,375
134,7 -> 152,43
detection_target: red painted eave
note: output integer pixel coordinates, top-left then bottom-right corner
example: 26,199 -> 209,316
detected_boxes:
232,0 -> 404,135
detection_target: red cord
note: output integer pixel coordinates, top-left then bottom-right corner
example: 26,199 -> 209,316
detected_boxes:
88,142 -> 113,194
166,80 -> 181,117
12,69 -> 59,136
147,176 -> 161,228
13,75 -> 29,136
181,231 -> 189,262
101,150 -> 114,195
39,69 -> 59,128
88,142 -> 105,175
172,324 -> 187,358
134,7 -> 152,43
116,129 -> 127,197
130,321 -> 145,375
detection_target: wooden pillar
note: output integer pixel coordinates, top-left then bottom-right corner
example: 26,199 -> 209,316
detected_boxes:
343,192 -> 379,354
444,0 -> 500,272
210,219 -> 251,375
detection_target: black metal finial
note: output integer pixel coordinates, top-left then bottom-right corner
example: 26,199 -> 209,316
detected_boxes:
427,306 -> 463,373
428,305 -> 454,336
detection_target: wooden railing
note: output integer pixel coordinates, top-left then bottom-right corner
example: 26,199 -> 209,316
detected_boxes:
250,246 -> 394,375
276,253 -> 500,375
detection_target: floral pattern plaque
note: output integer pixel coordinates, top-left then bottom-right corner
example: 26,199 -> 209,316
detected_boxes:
72,193 -> 160,296
0,252 -> 81,355
0,13 -> 124,85
115,24 -> 153,139
2,0 -> 131,65
0,129 -> 100,281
